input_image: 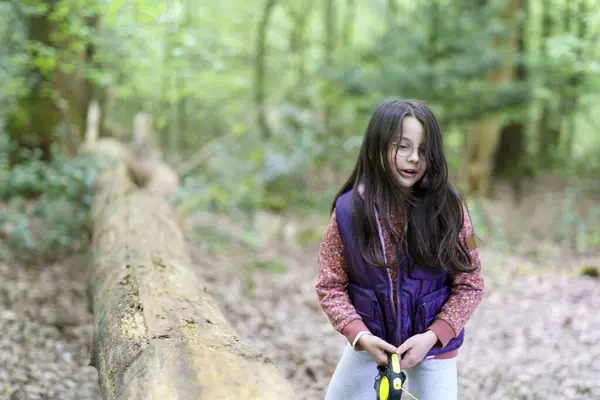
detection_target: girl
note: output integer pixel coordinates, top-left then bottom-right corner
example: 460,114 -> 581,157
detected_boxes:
316,99 -> 484,399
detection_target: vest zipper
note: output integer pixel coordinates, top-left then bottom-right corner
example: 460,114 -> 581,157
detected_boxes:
387,269 -> 396,316
396,263 -> 403,346
374,207 -> 398,340
419,301 -> 427,331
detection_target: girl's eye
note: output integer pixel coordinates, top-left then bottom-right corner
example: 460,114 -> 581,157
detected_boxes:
399,145 -> 409,150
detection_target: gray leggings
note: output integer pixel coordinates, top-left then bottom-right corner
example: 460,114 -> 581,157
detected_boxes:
324,343 -> 458,400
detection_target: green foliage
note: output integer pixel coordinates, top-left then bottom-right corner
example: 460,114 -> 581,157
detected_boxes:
245,258 -> 287,274
0,0 -> 102,96
1,0 -> 600,260
86,0 -> 599,259
0,131 -> 112,261
173,104 -> 326,216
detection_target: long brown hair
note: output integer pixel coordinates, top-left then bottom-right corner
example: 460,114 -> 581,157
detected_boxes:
332,99 -> 474,274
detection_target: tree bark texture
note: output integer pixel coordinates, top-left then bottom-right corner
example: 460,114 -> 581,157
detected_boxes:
83,140 -> 297,399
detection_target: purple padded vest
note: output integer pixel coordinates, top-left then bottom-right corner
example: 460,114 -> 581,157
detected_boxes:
335,190 -> 464,357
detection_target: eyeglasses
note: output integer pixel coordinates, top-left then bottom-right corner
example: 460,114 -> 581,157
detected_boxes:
391,141 -> 425,159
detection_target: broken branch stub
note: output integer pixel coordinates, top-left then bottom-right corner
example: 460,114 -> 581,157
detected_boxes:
127,112 -> 179,199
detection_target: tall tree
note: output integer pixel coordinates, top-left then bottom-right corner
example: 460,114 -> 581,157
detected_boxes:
341,0 -> 356,48
536,0 -> 562,168
561,0 -> 589,156
492,0 -> 532,202
5,0 -> 99,165
286,1 -> 313,99
5,0 -> 61,165
254,0 -> 278,140
321,0 -> 336,136
463,0 -> 522,197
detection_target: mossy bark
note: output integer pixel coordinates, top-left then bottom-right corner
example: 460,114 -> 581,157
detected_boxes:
6,0 -> 60,166
6,2 -> 99,166
86,141 -> 297,399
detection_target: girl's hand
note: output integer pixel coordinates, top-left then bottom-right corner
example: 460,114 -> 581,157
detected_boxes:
357,334 -> 398,365
395,330 -> 439,369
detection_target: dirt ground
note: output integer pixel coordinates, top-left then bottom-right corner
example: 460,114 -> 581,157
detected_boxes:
0,254 -> 100,400
187,236 -> 600,400
0,190 -> 599,399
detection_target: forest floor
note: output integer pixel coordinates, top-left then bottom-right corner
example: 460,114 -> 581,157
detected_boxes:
0,253 -> 100,400
0,182 -> 599,400
183,213 -> 600,400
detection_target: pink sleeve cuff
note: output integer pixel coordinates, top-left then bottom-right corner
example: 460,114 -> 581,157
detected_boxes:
428,319 -> 456,348
341,319 -> 369,344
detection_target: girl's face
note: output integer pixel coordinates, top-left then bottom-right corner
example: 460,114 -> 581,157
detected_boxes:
388,116 -> 427,188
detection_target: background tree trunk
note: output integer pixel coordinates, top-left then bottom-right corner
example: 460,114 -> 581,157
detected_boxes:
492,0 -> 532,202
464,0 -> 522,197
321,0 -> 335,136
536,0 -> 561,168
254,0 -> 278,140
5,0 -> 60,165
5,1 -> 100,166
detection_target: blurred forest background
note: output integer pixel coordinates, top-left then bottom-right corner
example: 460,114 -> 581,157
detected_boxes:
0,0 -> 599,399
1,0 -> 600,257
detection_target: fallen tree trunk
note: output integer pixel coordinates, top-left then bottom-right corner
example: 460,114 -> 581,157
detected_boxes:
85,142 -> 297,399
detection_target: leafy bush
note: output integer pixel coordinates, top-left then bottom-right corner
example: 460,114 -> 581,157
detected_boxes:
0,132 -> 113,261
173,105 -> 327,216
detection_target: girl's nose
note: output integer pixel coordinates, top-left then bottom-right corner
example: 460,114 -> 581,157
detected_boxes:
408,148 -> 420,162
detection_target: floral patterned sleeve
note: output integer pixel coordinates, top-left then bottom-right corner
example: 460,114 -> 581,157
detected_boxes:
428,205 -> 485,347
315,209 -> 369,344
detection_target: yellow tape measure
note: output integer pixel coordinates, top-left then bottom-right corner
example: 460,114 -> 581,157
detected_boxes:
375,353 -> 419,400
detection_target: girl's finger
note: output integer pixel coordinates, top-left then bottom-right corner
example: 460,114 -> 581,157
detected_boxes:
373,337 -> 397,354
400,350 -> 420,369
396,341 -> 411,356
374,350 -> 388,366
400,358 -> 416,369
380,341 -> 398,354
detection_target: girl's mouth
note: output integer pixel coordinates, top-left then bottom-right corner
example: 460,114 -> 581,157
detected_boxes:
399,169 -> 417,178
